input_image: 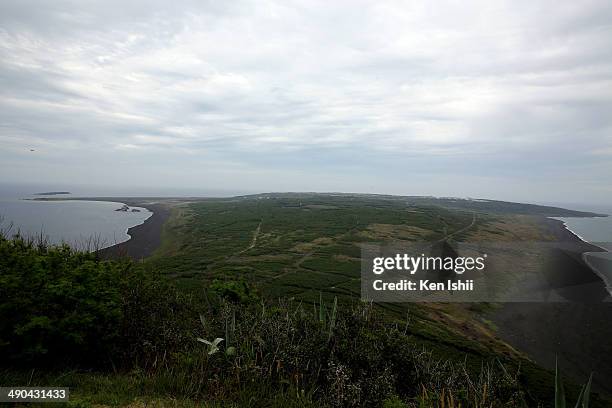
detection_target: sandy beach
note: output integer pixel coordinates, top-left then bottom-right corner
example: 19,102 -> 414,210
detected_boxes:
28,196 -> 188,259
491,216 -> 612,396
97,200 -> 171,259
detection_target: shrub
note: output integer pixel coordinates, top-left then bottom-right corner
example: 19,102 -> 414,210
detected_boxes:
0,235 -> 196,368
209,279 -> 257,304
179,298 -> 528,407
1,235 -> 596,406
0,236 -> 124,365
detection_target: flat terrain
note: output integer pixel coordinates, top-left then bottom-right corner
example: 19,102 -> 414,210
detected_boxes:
150,195 -> 476,300
93,193 -> 611,401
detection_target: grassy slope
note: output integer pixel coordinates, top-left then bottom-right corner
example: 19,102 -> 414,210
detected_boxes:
6,193 -> 605,406
146,193 -> 606,406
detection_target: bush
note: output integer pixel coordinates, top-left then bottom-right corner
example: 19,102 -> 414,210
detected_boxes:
209,279 -> 257,304
0,236 -> 123,365
0,235 -> 584,406
0,235 -> 196,368
116,264 -> 196,368
171,298 -> 528,407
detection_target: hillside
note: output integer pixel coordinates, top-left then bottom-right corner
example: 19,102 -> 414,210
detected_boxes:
1,194 -> 608,406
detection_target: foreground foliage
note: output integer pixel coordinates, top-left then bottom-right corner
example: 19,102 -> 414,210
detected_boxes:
0,235 -> 603,407
0,235 -> 193,368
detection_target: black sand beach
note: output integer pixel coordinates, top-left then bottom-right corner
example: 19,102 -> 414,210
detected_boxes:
31,196 -> 184,259
97,201 -> 170,259
491,216 -> 612,395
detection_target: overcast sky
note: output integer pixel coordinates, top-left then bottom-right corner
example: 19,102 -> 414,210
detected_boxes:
1,0 -> 611,203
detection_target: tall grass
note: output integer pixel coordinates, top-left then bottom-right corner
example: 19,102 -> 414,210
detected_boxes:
0,233 -> 604,407
136,297 -> 529,407
555,358 -> 593,408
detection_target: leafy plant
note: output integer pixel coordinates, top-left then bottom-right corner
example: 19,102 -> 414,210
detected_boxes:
555,358 -> 593,408
0,234 -> 195,368
1,234 -> 606,407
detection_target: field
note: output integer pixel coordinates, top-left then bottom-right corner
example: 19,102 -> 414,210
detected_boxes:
149,193 -> 586,304
4,193 -> 608,406
150,194 -> 489,310
143,193 -> 608,404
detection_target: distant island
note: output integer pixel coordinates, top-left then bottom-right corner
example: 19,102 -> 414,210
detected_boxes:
34,191 -> 71,195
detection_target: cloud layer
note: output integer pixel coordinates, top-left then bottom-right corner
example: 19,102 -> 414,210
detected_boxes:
1,0 -> 611,203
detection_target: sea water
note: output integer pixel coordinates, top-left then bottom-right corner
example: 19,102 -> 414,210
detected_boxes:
552,205 -> 612,295
0,196 -> 151,250
553,205 -> 612,251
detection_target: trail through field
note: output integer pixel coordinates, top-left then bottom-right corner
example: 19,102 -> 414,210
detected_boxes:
238,219 -> 262,255
269,251 -> 315,281
268,216 -> 360,282
437,212 -> 476,243
204,219 -> 263,273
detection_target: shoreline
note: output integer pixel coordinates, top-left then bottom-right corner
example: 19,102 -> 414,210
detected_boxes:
3,198 -> 154,250
96,201 -> 153,251
583,252 -> 612,294
549,216 -> 612,295
27,196 -> 174,259
490,216 -> 612,396
550,216 -> 610,252
96,201 -> 170,260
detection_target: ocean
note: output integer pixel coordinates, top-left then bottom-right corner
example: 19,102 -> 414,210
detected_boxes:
0,194 -> 151,250
552,205 -> 612,251
0,183 -> 253,251
551,205 -> 612,294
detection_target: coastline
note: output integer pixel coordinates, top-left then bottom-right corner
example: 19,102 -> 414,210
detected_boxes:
97,201 -> 170,260
28,196 -> 173,259
490,215 -> 612,396
550,217 -> 610,252
583,252 -> 612,294
550,216 -> 612,295
4,198 -> 153,249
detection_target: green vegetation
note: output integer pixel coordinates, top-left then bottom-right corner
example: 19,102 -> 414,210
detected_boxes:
0,235 -> 194,370
0,234 -> 542,407
555,360 -> 593,408
151,195 -> 477,303
1,194 -> 609,406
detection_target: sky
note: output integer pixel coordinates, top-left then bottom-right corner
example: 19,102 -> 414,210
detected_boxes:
1,0 -> 611,204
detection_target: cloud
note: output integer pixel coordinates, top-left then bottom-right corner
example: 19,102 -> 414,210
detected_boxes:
0,0 -> 611,203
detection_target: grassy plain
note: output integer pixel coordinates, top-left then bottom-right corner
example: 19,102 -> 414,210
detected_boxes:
12,193 -> 606,406
151,194 -> 474,297
144,193 -> 607,405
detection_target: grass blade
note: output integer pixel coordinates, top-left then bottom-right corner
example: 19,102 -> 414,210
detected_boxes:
555,358 -> 566,408
581,373 -> 593,408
